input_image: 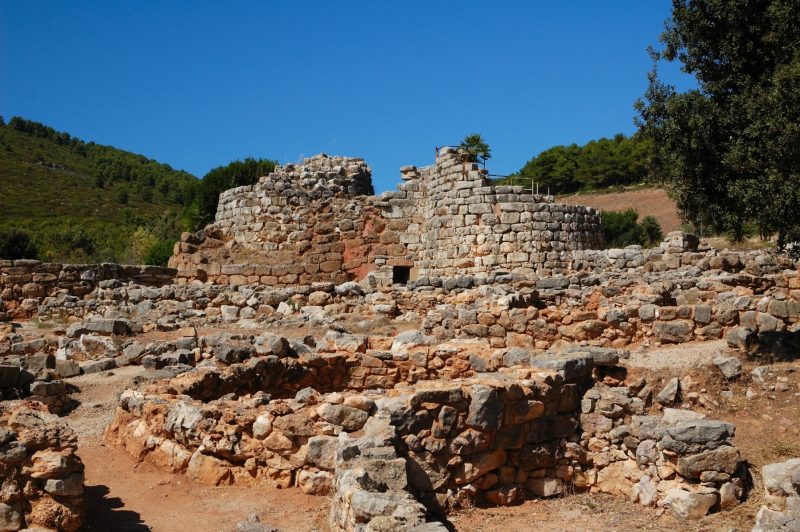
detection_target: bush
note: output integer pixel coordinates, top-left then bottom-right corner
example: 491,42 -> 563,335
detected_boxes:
601,209 -> 663,249
144,239 -> 177,267
127,227 -> 159,264
601,209 -> 641,248
192,157 -> 277,228
0,228 -> 38,259
639,215 -> 664,247
37,228 -> 96,263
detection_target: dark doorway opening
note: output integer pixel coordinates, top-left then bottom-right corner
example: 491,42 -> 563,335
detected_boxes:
392,266 -> 411,285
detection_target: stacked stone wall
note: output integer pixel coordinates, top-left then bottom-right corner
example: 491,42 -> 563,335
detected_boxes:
0,260 -> 175,321
104,346 -> 746,528
396,147 -> 602,277
0,403 -> 85,531
170,148 -> 603,286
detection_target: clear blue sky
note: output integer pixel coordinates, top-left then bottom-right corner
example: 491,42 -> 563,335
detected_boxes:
1,1 -> 694,193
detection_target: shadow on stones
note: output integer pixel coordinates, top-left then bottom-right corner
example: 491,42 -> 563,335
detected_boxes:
747,330 -> 800,362
403,458 -> 457,531
82,484 -> 149,531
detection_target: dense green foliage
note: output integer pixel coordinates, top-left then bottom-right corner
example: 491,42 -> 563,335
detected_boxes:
6,117 -> 197,204
0,117 -> 197,263
459,134 -> 492,165
601,209 -> 663,248
189,157 -> 277,227
0,228 -> 38,260
144,239 -> 177,267
501,134 -> 651,194
636,0 -> 800,252
0,117 -> 279,264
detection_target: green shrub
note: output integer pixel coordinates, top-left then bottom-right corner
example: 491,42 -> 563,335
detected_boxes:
144,239 -> 177,267
602,209 -> 641,247
0,228 -> 38,259
639,215 -> 664,247
192,157 -> 277,227
37,228 -> 96,263
601,209 -> 663,249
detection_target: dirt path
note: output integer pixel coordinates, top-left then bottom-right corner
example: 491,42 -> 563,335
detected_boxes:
65,367 -> 328,532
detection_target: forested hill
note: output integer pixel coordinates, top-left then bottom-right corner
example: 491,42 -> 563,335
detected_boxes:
0,116 -> 198,263
498,133 -> 651,195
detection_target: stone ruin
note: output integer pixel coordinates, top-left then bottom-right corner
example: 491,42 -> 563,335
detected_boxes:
169,148 -> 603,286
103,338 -> 748,529
0,402 -> 84,531
2,149 -> 800,531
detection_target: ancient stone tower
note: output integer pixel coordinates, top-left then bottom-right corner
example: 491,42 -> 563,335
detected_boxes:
170,148 -> 603,285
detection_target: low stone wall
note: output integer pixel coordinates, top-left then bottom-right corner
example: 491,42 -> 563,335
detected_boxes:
0,402 -> 84,531
103,347 -> 746,528
0,260 -> 176,320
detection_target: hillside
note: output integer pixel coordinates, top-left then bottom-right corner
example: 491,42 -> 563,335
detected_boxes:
0,117 -> 198,263
560,186 -> 683,233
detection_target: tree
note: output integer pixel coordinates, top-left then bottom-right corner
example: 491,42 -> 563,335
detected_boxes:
190,157 -> 277,227
636,0 -> 800,252
0,228 -> 38,259
127,226 -> 158,264
601,209 -> 642,248
459,134 -> 492,165
143,239 -> 177,267
499,134 -> 650,194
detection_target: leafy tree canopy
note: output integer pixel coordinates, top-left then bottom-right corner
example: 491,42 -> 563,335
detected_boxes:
636,0 -> 800,253
0,228 -> 38,260
504,133 -> 651,194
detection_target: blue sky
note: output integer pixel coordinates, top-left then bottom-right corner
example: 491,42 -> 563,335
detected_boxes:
1,1 -> 694,193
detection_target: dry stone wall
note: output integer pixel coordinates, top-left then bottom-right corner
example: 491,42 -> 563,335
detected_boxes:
0,260 -> 175,321
0,403 -> 85,531
170,148 -> 603,286
103,343 -> 747,529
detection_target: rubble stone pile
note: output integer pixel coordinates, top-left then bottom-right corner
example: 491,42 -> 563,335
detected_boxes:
0,402 -> 84,531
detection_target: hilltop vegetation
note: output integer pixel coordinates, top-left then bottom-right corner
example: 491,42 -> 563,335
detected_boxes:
495,133 -> 650,195
0,116 -> 197,263
0,116 -> 276,264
